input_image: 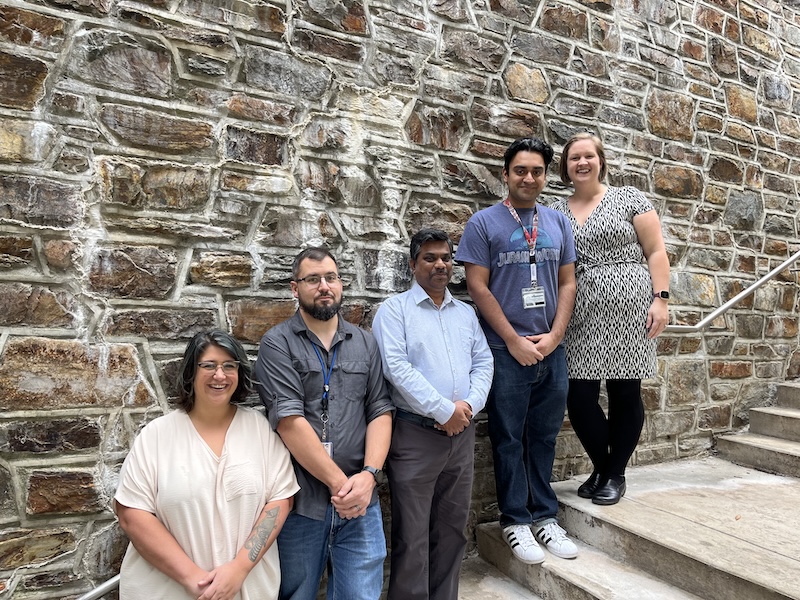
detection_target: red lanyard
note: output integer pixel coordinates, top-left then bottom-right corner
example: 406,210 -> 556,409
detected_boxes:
504,199 -> 539,286
503,198 -> 539,252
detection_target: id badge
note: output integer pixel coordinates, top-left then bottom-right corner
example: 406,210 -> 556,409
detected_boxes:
322,441 -> 333,458
522,286 -> 546,309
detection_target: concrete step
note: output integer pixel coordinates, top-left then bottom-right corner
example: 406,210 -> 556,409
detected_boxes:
777,382 -> 800,409
459,554 -> 543,599
553,457 -> 800,600
477,524 -> 703,600
750,406 -> 800,442
717,432 -> 800,477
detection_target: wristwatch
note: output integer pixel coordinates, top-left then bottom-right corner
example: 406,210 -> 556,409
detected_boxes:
361,466 -> 382,482
654,290 -> 670,300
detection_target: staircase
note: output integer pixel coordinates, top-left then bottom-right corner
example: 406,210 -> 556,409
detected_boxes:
717,382 -> 800,478
474,382 -> 800,600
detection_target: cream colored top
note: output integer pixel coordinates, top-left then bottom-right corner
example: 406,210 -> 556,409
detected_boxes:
115,407 -> 299,600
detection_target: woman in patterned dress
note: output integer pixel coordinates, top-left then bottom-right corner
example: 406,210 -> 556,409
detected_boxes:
551,133 -> 670,505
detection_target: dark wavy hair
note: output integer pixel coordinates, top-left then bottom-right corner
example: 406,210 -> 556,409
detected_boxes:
174,330 -> 253,412
559,132 -> 607,184
503,137 -> 555,173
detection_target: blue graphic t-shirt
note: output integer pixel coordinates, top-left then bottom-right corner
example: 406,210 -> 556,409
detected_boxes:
456,201 -> 576,347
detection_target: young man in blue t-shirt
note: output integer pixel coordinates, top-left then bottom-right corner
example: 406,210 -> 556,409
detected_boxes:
455,137 -> 578,564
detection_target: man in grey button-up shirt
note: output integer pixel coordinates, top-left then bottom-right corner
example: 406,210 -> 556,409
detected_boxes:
255,247 -> 393,600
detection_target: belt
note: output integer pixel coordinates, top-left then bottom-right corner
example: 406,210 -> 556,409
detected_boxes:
395,409 -> 447,435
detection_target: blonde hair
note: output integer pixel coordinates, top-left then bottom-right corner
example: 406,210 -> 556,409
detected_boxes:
559,132 -> 607,185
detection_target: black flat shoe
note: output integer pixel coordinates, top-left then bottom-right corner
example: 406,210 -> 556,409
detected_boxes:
592,478 -> 626,505
577,471 -> 604,499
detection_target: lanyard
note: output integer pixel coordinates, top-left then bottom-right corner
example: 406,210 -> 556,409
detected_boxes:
311,343 -> 337,443
503,198 -> 539,286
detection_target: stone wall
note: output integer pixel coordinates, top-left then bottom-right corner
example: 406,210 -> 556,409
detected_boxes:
1,0 -> 799,596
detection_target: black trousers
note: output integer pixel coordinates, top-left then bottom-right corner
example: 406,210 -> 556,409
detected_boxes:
387,418 -> 475,600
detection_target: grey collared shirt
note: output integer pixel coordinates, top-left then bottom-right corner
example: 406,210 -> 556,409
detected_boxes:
255,310 -> 394,520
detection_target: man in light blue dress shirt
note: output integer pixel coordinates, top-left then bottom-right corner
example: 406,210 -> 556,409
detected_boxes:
372,228 -> 494,600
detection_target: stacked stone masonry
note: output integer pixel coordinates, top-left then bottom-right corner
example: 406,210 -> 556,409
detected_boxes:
0,0 -> 799,596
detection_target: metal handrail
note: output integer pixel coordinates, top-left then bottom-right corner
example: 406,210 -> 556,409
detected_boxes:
665,249 -> 800,333
75,574 -> 119,600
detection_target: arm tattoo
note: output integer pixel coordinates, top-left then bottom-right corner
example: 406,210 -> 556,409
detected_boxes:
245,506 -> 280,562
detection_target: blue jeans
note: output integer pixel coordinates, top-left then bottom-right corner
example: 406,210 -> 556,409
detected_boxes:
277,502 -> 386,600
487,344 -> 568,527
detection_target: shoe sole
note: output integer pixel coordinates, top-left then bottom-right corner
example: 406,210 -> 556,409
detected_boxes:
535,536 -> 578,559
511,552 -> 546,565
534,533 -> 579,559
544,548 -> 578,559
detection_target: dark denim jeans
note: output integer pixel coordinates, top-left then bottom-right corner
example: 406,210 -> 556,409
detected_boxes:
487,344 -> 568,527
277,502 -> 386,600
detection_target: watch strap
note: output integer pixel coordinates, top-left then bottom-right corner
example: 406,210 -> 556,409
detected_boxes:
361,465 -> 380,481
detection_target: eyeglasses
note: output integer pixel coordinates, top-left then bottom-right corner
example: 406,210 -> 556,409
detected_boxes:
295,273 -> 341,286
198,361 -> 240,373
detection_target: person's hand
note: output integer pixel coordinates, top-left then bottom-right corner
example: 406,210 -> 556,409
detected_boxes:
507,335 -> 544,366
178,566 -> 212,598
196,561 -> 249,600
526,333 -> 558,358
330,471 -> 374,519
437,401 -> 472,436
646,299 -> 669,339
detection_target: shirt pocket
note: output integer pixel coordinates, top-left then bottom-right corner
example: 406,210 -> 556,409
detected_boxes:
222,461 -> 261,501
458,326 -> 476,357
337,360 -> 369,401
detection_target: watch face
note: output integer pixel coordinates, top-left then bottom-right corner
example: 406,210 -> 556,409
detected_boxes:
657,291 -> 669,299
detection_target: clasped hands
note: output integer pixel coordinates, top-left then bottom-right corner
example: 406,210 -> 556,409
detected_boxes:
186,561 -> 248,600
434,400 -> 473,436
508,333 -> 556,366
329,470 -> 373,520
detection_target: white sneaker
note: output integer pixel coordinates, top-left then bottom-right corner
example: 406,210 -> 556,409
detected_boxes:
502,524 -> 545,564
534,522 -> 578,559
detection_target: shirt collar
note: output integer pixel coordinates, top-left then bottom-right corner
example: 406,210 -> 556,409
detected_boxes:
410,281 -> 453,309
289,309 -> 352,346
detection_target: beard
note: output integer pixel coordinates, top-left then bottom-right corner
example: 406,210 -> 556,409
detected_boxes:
299,293 -> 342,321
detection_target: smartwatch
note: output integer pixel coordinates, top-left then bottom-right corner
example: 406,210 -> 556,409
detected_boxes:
654,290 -> 670,300
361,466 -> 382,482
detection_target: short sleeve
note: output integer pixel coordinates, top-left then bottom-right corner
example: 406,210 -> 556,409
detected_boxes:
455,215 -> 490,268
114,420 -> 160,513
627,186 -> 654,217
263,425 -> 300,503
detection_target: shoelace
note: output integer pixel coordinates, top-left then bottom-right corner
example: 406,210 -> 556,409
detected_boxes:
509,526 -> 537,548
540,523 -> 567,542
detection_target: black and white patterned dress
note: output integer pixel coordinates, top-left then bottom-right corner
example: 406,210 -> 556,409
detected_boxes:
551,186 -> 657,380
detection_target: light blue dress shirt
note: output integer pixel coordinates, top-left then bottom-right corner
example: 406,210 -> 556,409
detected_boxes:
372,282 -> 494,425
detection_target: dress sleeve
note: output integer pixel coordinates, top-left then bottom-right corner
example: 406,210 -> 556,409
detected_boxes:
626,186 -> 655,217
